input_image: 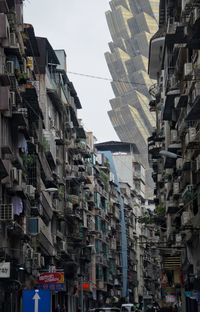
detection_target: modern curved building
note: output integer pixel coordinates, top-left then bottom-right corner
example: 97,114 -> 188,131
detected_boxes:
105,0 -> 159,196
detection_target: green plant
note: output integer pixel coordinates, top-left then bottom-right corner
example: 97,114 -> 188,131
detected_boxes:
155,204 -> 165,216
41,136 -> 49,152
58,185 -> 65,199
100,170 -> 109,191
22,154 -> 35,168
137,212 -> 153,224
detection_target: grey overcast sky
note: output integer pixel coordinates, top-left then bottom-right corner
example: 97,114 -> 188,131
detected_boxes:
24,0 -> 118,142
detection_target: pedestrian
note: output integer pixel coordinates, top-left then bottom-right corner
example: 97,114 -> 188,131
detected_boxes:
61,305 -> 67,312
55,304 -> 61,312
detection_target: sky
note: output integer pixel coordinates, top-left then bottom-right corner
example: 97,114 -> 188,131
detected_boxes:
24,0 -> 119,142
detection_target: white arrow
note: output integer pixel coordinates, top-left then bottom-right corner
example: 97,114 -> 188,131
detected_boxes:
33,289 -> 40,312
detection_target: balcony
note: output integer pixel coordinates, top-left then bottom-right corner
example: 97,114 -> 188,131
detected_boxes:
0,86 -> 10,111
175,93 -> 188,109
166,200 -> 179,214
148,141 -> 162,158
0,159 -> 10,181
65,164 -> 79,181
40,191 -> 53,221
182,184 -> 194,204
188,8 -> 200,47
28,217 -> 54,256
165,22 -> 188,46
185,127 -> 199,150
186,95 -> 200,121
162,88 -> 180,120
55,129 -> 64,145
0,1 -> 9,13
177,108 -> 187,135
149,30 -> 165,80
12,108 -> 28,131
43,130 -> 56,168
22,83 -> 42,120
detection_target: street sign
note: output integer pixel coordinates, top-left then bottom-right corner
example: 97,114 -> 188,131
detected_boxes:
0,262 -> 10,278
22,289 -> 51,312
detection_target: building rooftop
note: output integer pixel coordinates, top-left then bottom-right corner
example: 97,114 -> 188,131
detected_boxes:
95,141 -> 139,154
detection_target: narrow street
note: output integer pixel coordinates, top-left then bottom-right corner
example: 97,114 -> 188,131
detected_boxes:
0,0 -> 199,312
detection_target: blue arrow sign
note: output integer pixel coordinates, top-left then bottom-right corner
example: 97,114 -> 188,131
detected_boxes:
23,289 -> 51,312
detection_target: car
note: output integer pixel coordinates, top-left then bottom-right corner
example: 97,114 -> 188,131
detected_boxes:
121,304 -> 135,312
88,308 -> 120,312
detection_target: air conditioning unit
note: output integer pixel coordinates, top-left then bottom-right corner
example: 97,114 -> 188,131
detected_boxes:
10,91 -> 16,107
173,182 -> 180,195
184,63 -> 193,78
181,211 -> 192,226
49,119 -> 55,129
55,129 -> 63,139
193,7 -> 200,23
65,121 -> 73,129
18,169 -> 22,186
26,247 -> 34,260
0,204 -> 13,220
83,211 -> 87,228
59,240 -> 66,252
0,13 -> 10,40
169,76 -> 177,88
52,235 -> 57,245
175,234 -> 182,244
0,86 -> 10,111
171,129 -> 178,143
6,61 -> 14,75
65,164 -> 71,173
196,155 -> 200,172
176,158 -> 183,170
182,0 -> 192,11
71,132 -> 76,139
40,256 -> 45,267
22,58 -> 27,73
26,185 -> 36,198
72,165 -> 79,173
10,32 -> 16,46
10,167 -> 18,182
32,252 -> 41,268
188,127 -> 196,141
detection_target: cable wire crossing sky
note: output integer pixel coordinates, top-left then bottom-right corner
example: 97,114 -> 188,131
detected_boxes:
24,0 -> 118,142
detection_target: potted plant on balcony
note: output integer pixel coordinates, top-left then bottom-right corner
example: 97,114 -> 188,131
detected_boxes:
15,69 -> 28,85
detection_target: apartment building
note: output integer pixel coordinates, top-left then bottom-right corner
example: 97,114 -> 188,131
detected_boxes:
149,0 -> 200,311
95,141 -> 160,304
105,0 -> 159,197
0,4 -> 126,311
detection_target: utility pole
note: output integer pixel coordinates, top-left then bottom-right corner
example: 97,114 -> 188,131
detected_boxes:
80,275 -> 84,312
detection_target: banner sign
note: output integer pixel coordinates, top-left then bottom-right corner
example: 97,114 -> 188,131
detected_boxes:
37,272 -> 64,284
0,262 -> 10,278
36,272 -> 64,291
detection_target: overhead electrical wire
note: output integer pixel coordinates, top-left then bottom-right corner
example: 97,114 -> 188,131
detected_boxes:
67,71 -> 152,87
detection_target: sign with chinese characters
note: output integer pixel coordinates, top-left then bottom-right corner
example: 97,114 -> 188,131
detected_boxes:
36,272 -> 64,291
37,272 -> 64,284
0,262 -> 10,278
